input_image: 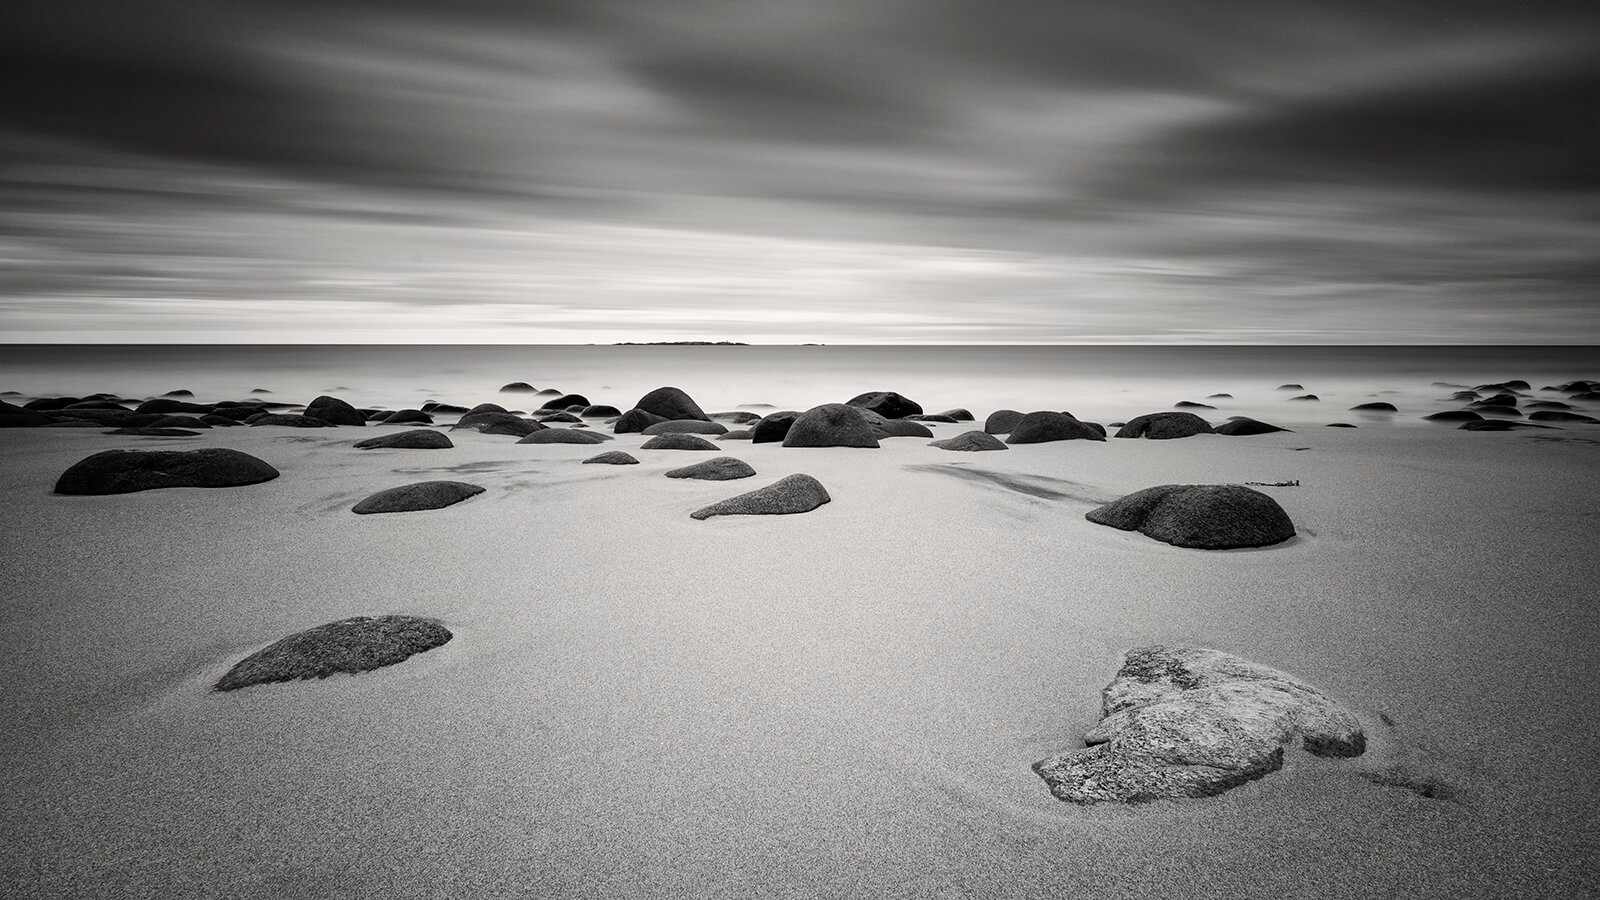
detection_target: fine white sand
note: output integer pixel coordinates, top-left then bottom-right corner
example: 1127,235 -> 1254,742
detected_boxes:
1,418 -> 1596,898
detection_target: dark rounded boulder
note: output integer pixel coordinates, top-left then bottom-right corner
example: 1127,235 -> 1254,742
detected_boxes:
1007,411 -> 1105,444
912,414 -> 959,424
1276,384 -> 1304,391
689,473 -> 831,520
247,414 -> 334,428
782,404 -> 880,448
149,416 -> 210,429
871,418 -> 934,438
1525,400 -> 1574,410
984,409 -> 1025,434
353,430 -> 454,450
665,456 -> 756,480
583,450 -> 640,465
1471,405 -> 1522,418
751,411 -> 801,443
1214,417 -> 1289,436
162,389 -> 195,398
1173,401 -> 1215,410
55,448 -> 280,495
214,615 -> 452,692
582,404 -> 622,418
499,382 -> 538,392
937,408 -> 975,421
613,408 -> 669,434
135,398 -> 214,415
1459,420 -> 1553,431
929,430 -> 1008,451
643,419 -> 729,435
352,481 -> 484,514
516,428 -> 610,444
1473,393 -> 1519,408
634,386 -> 710,422
539,393 -> 590,410
378,409 -> 433,425
710,410 -> 762,424
1350,402 -> 1398,412
537,411 -> 582,424
1528,410 -> 1600,423
1114,412 -> 1215,440
305,395 -> 367,426
1448,391 -> 1480,402
105,427 -> 201,437
452,412 -> 544,437
640,433 -> 719,451
1288,394 -> 1319,402
846,391 -> 923,419
1423,410 -> 1483,422
464,402 -> 508,416
1085,484 -> 1296,550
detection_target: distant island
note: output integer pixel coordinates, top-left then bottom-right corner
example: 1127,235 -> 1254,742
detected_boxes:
612,341 -> 750,346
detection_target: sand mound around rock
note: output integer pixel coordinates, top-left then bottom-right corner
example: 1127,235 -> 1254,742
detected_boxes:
352,481 -> 485,514
1086,484 -> 1295,549
214,615 -> 453,692
55,448 -> 280,495
690,474 -> 831,519
1034,646 -> 1366,803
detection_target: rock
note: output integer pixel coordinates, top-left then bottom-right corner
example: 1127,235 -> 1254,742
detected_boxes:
846,391 -> 923,419
1476,380 -> 1531,392
304,395 -> 367,426
872,418 -> 934,438
1473,393 -> 1519,408
983,409 -> 1025,434
640,433 -> 720,451
162,389 -> 195,397
537,411 -> 582,424
1423,410 -> 1483,422
353,430 -> 453,449
1288,394 -> 1319,402
1460,420 -> 1555,431
199,415 -> 243,427
689,474 -> 831,520
583,450 -> 640,465
539,393 -> 590,410
135,398 -> 214,415
452,412 -> 544,437
634,386 -> 710,422
1206,393 -> 1233,399
582,405 -> 622,418
55,448 -> 280,495
1007,411 -> 1105,444
516,428 -> 610,444
719,430 -> 754,440
1115,412 -> 1215,440
0,400 -> 52,427
141,415 -> 208,429
248,414 -> 336,428
1528,411 -> 1600,423
613,408 -> 669,434
929,430 -> 1009,451
643,419 -> 729,435
1214,417 -> 1289,436
26,397 -> 82,410
782,404 -> 880,448
1173,401 -> 1215,410
352,481 -> 484,514
378,409 -> 433,425
1086,484 -> 1295,549
1471,405 -> 1522,418
1277,384 -> 1305,391
665,456 -> 757,480
464,403 -> 508,416
499,382 -> 538,392
1572,391 -> 1600,401
214,615 -> 452,692
1448,391 -> 1480,401
710,411 -> 762,424
425,403 -> 469,414
249,388 -> 272,394
1350,402 -> 1398,412
1326,423 -> 1356,428
1525,400 -> 1574,410
1033,646 -> 1365,803
751,411 -> 801,443
104,427 -> 201,437
937,408 -> 975,421
911,414 -> 959,424
66,400 -> 133,410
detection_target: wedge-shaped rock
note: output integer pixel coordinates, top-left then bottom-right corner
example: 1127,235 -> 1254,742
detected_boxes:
215,615 -> 452,691
352,480 -> 484,514
666,456 -> 756,480
55,448 -> 279,495
1034,646 -> 1366,803
690,474 -> 830,519
1214,416 -> 1290,436
1086,484 -> 1294,549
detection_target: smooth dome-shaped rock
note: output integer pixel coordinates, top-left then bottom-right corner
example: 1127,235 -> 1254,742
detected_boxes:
1086,484 -> 1295,549
846,391 -> 922,419
55,448 -> 280,495
1215,417 -> 1289,436
1033,646 -> 1365,803
464,402 -> 508,416
1276,384 -> 1305,391
352,481 -> 484,514
640,433 -> 719,451
499,382 -> 537,393
583,450 -> 640,465
452,412 -> 544,437
929,430 -> 1009,451
634,386 -> 710,422
582,405 -> 622,418
136,398 -> 214,415
214,615 -> 452,692
1007,411 -> 1105,444
665,456 -> 757,480
516,428 -> 609,445
613,408 -> 669,434
354,430 -> 453,449
537,411 -> 582,424
1351,402 -> 1398,412
539,393 -> 590,410
248,414 -> 334,428
782,404 -> 879,448
751,411 -> 801,443
710,410 -> 762,425
377,409 -> 433,425
1471,405 -> 1521,417
1460,420 -> 1553,431
1173,401 -> 1215,410
937,408 -> 975,421
1115,412 -> 1214,440
689,474 -> 831,520
872,418 -> 934,438
1423,410 -> 1483,422
643,419 -> 729,435
305,395 -> 367,426
1528,410 -> 1600,423
105,427 -> 201,437
984,409 -> 1025,434
1289,394 -> 1319,402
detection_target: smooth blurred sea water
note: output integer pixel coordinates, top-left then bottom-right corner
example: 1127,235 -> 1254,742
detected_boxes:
2,345 -> 1594,427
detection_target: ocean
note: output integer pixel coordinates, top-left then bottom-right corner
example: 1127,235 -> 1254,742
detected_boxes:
1,344 -> 1594,428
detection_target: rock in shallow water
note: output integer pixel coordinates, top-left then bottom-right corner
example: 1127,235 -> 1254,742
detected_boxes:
55,448 -> 280,495
690,473 -> 831,519
1034,646 -> 1366,803
1086,484 -> 1295,549
352,481 -> 484,514
214,615 -> 452,691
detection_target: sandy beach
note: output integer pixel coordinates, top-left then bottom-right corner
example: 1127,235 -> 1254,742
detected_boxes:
2,388 -> 1597,899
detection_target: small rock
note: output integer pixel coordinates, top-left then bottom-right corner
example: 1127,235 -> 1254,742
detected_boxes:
640,433 -> 720,451
665,456 -> 757,480
214,615 -> 452,692
1086,484 -> 1295,549
352,481 -> 484,514
583,450 -> 640,465
929,430 -> 1009,451
689,474 -> 831,519
353,430 -> 453,450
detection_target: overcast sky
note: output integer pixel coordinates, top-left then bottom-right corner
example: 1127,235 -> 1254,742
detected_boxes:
2,0 -> 1596,343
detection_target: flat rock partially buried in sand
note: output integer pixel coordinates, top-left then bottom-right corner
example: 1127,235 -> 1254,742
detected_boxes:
55,448 -> 280,495
690,474 -> 831,519
214,615 -> 453,692
583,450 -> 640,465
352,481 -> 485,514
665,456 -> 757,480
353,429 -> 454,449
1034,646 -> 1366,803
1086,484 -> 1295,549
516,428 -> 610,445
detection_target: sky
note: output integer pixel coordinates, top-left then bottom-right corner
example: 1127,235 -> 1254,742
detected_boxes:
1,0 -> 1596,344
